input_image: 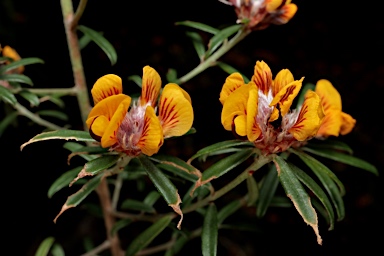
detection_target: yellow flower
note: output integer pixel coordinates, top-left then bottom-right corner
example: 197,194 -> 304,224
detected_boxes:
220,0 -> 298,30
86,66 -> 194,157
220,60 -> 324,155
315,79 -> 356,138
1,45 -> 24,73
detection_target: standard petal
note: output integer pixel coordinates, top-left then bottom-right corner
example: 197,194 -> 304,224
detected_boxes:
91,74 -> 123,104
86,94 -> 131,129
340,112 -> 356,135
158,83 -> 194,138
140,66 -> 162,107
137,106 -> 164,156
266,0 -> 283,12
316,109 -> 342,137
270,77 -> 303,117
272,69 -> 294,96
272,3 -> 298,24
219,73 -> 245,105
289,90 -> 324,141
101,97 -> 131,148
251,60 -> 273,95
315,79 -> 342,112
221,84 -> 250,131
246,83 -> 262,141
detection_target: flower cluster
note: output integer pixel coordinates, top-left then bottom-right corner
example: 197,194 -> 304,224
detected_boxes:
1,45 -> 24,88
220,0 -> 298,30
86,66 -> 194,157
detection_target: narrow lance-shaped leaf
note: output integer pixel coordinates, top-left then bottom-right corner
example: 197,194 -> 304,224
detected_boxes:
63,141 -> 100,162
152,154 -> 200,182
77,25 -> 117,65
128,75 -> 142,88
0,57 -> 44,73
205,25 -> 242,58
111,219 -> 133,236
288,163 -> 335,230
19,90 -> 40,107
35,237 -> 55,256
246,175 -> 259,206
125,215 -> 172,256
120,199 -> 156,213
166,68 -> 178,83
20,130 -> 95,150
202,203 -> 218,256
217,199 -> 243,224
0,86 -> 17,105
143,190 -> 161,206
48,166 -> 82,198
53,174 -> 103,223
186,31 -> 206,61
175,20 -> 219,34
216,61 -> 250,83
302,147 -> 378,175
256,164 -> 279,218
37,110 -> 68,121
0,73 -> 33,85
138,154 -> 183,229
0,111 -> 18,137
274,155 -> 322,245
306,139 -> 353,154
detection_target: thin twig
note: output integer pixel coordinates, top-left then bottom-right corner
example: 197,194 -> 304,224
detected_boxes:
71,0 -> 88,29
80,240 -> 110,256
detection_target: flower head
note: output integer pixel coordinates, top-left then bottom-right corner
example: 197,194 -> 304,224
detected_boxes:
1,45 -> 24,73
220,60 -> 324,155
314,79 -> 356,138
86,66 -> 194,157
220,0 -> 298,30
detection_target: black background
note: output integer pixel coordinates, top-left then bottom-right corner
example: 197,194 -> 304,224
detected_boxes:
1,0 -> 383,255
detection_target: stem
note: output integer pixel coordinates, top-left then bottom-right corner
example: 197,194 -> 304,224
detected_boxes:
96,178 -> 123,256
178,28 -> 251,84
14,102 -> 63,130
71,0 -> 88,28
60,0 -> 91,130
25,87 -> 77,96
80,240 -> 110,256
183,154 -> 272,214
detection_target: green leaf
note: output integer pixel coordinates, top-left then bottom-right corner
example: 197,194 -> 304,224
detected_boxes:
47,95 -> 65,108
50,243 -> 65,256
19,90 -> 40,107
269,196 -> 292,208
307,139 -> 353,154
20,130 -> 94,150
63,142 -> 100,161
164,231 -> 189,256
217,199 -> 242,224
0,85 -> 17,105
216,61 -> 250,83
166,68 -> 178,83
48,166 -> 82,198
81,154 -> 120,176
296,82 -> 315,107
151,154 -> 199,182
37,110 -> 68,121
77,25 -> 117,65
54,174 -> 103,223
143,190 -> 161,206
290,149 -> 345,221
205,25 -> 242,58
35,237 -> 55,256
274,155 -> 322,245
201,148 -> 254,182
128,75 -> 142,88
256,164 -> 279,218
0,73 -> 33,85
186,31 -> 206,61
0,111 -> 18,137
188,139 -> 253,163
175,21 -> 219,34
246,175 -> 259,206
111,219 -> 133,235
288,163 -> 335,230
0,57 -> 44,74
121,199 -> 156,213
202,203 -> 218,256
125,215 -> 172,256
302,147 -> 378,175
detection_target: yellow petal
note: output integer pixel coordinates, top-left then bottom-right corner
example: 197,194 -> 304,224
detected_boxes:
266,0 -> 283,12
246,83 -> 262,141
137,106 -> 164,156
91,74 -> 123,105
158,83 -> 194,138
2,45 -> 24,73
270,77 -> 303,117
101,97 -> 131,148
273,69 -> 294,96
219,73 -> 245,105
289,90 -> 324,141
340,112 -> 356,135
268,107 -> 280,122
221,83 -> 250,132
315,79 -> 342,112
234,115 -> 247,136
251,60 -> 273,95
86,94 -> 131,129
316,109 -> 342,137
273,3 -> 298,24
140,66 -> 162,107
89,115 -> 109,138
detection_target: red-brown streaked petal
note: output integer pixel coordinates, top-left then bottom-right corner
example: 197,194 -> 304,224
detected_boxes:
137,106 -> 164,156
316,109 -> 342,137
140,66 -> 162,107
247,84 -> 262,141
91,74 -> 123,104
315,79 -> 342,112
2,45 -> 24,73
272,3 -> 298,24
273,69 -> 294,96
219,73 -> 245,105
221,84 -> 250,131
158,83 -> 194,138
251,60 -> 273,95
101,98 -> 131,148
86,94 -> 131,129
340,112 -> 356,135
266,0 -> 283,12
270,77 -> 303,117
289,90 -> 324,141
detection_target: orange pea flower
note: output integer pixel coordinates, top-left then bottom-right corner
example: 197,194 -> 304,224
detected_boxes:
86,66 -> 194,157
